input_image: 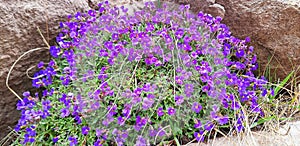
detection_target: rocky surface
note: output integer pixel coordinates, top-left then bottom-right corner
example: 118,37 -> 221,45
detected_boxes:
214,0 -> 300,82
162,0 -> 225,18
0,0 -> 90,140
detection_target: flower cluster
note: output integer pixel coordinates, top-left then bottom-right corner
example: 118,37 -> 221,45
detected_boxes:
15,91 -> 53,144
14,1 -> 274,145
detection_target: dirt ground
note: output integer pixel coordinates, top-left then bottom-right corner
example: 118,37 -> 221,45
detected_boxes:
187,121 -> 300,146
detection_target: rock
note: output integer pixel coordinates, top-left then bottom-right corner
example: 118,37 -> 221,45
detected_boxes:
162,0 -> 225,18
215,0 -> 300,82
206,4 -> 225,18
0,0 -> 90,141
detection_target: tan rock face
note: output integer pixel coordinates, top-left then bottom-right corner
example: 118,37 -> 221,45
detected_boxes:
162,0 -> 225,18
214,0 -> 300,82
0,0 -> 90,140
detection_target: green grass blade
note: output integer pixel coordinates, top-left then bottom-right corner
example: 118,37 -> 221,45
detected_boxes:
174,136 -> 180,146
269,71 -> 294,101
250,115 -> 275,128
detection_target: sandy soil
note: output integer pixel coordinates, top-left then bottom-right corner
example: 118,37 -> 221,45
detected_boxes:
187,121 -> 300,146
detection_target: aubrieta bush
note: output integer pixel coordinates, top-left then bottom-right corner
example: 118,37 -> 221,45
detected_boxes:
14,1 -> 274,145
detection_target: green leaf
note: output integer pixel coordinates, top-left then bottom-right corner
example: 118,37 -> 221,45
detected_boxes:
174,136 -> 180,146
250,116 -> 275,128
269,71 -> 294,101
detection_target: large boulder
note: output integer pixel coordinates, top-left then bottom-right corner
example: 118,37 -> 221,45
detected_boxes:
214,0 -> 300,82
0,0 -> 90,141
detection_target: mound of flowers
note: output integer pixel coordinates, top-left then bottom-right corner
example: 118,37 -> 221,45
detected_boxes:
14,1 -> 274,145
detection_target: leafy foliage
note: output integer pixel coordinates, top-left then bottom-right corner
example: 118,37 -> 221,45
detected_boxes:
14,1 -> 274,145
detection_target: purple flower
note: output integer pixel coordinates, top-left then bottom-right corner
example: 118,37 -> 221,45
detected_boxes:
52,136 -> 59,143
164,35 -> 173,44
111,33 -> 119,41
231,100 -> 241,110
270,88 -> 275,96
60,76 -> 70,86
176,67 -> 183,73
235,117 -> 244,132
23,91 -> 31,97
181,53 -> 191,65
191,51 -> 198,58
117,116 -> 126,125
134,88 -> 143,95
142,83 -> 151,92
146,22 -> 155,32
42,110 -> 50,119
134,116 -> 148,131
194,65 -> 201,71
70,31 -> 77,38
107,57 -> 115,65
175,95 -> 184,105
198,61 -> 212,74
261,88 -> 267,97
122,104 -> 131,117
157,128 -> 166,137
104,41 -> 113,50
236,49 -> 245,58
23,133 -> 35,144
218,116 -> 229,125
68,136 -> 78,146
175,28 -> 184,39
191,102 -> 202,113
82,126 -> 90,135
183,36 -> 191,43
91,101 -> 100,110
131,94 -> 142,104
23,126 -> 36,144
107,104 -> 117,116
142,98 -> 154,110
145,57 -> 152,65
60,108 -> 70,118
175,76 -> 184,85
147,94 -> 155,99
17,97 -> 35,110
42,99 -> 51,110
150,57 -> 158,64
49,46 -> 60,58
37,61 -> 44,69
94,139 -> 102,146
184,83 -> 194,96
204,121 -> 215,131
136,136 -> 147,146
96,128 -> 104,138
233,61 -> 246,70
157,107 -> 164,117
167,107 -> 176,116
183,42 -> 192,51
194,131 -> 205,142
194,119 -> 202,128
251,102 -> 261,113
